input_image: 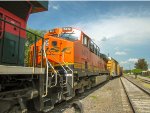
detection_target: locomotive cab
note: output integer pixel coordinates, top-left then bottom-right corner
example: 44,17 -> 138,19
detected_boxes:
47,27 -> 81,41
30,27 -> 82,67
59,27 -> 81,41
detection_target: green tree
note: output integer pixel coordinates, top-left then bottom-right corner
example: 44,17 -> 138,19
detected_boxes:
26,28 -> 46,45
123,70 -> 131,74
24,28 -> 46,65
131,69 -> 142,75
134,59 -> 148,71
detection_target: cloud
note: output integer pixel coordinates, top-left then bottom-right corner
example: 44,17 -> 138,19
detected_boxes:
121,58 -> 138,63
101,37 -> 108,41
114,47 -> 119,51
115,51 -> 127,55
128,58 -> 138,63
73,16 -> 150,46
120,58 -> 138,66
52,5 -> 59,10
120,61 -> 128,64
48,2 -> 59,10
120,58 -> 139,69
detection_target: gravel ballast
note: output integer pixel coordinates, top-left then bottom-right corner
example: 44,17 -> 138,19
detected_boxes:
50,78 -> 133,113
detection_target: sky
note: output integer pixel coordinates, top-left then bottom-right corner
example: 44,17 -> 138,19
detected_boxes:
28,1 -> 150,70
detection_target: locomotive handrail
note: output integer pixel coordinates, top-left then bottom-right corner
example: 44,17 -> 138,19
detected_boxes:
62,52 -> 74,88
50,54 -> 68,74
49,53 -> 68,85
47,61 -> 58,88
42,42 -> 59,97
42,42 -> 49,97
0,18 -> 44,39
0,17 -> 44,69
65,65 -> 74,88
0,17 -> 51,97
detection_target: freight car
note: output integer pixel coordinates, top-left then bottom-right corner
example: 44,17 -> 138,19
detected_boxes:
107,57 -> 122,78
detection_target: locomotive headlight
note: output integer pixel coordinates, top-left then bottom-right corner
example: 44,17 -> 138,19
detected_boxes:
62,27 -> 72,32
49,29 -> 55,33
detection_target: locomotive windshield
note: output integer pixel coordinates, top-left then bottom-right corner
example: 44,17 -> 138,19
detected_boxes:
60,29 -> 81,41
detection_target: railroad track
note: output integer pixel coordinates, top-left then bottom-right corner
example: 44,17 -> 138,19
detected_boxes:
120,77 -> 150,113
138,77 -> 150,84
129,75 -> 150,84
43,81 -> 108,113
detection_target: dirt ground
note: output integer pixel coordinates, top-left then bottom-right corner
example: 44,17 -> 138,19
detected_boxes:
50,78 -> 133,113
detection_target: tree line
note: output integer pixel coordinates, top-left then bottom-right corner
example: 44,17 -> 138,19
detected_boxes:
124,59 -> 149,75
24,28 -> 46,65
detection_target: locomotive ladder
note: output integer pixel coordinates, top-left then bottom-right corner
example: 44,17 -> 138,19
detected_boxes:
50,53 -> 74,98
42,43 -> 72,95
42,41 -> 74,99
42,42 -> 59,97
62,52 -> 74,98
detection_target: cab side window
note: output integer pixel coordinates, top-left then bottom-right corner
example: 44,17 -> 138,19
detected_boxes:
90,41 -> 94,52
94,45 -> 97,54
82,34 -> 89,47
96,47 -> 100,56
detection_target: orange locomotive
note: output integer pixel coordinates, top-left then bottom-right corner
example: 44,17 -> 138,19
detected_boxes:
30,27 -> 109,100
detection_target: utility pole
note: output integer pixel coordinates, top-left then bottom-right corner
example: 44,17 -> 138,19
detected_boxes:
129,64 -> 131,74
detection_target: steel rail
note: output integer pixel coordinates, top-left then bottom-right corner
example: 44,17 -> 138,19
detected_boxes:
120,77 -> 136,113
124,76 -> 150,95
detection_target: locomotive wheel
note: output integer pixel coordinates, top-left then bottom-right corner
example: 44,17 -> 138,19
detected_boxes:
72,101 -> 83,113
78,85 -> 84,93
86,81 -> 92,90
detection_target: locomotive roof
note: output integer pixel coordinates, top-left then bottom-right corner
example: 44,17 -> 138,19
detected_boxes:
100,53 -> 109,60
47,27 -> 101,48
30,1 -> 48,13
0,1 -> 48,20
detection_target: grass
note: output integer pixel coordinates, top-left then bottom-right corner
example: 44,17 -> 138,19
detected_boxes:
135,77 -> 150,89
142,83 -> 150,89
90,95 -> 97,99
143,75 -> 150,78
